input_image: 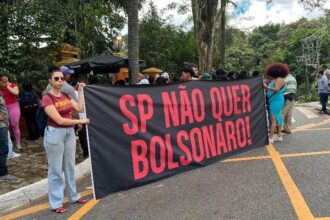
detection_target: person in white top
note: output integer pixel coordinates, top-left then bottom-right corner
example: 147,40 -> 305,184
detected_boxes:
318,71 -> 329,114
321,65 -> 330,87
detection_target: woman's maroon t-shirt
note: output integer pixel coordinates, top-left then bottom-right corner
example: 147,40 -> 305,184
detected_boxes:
41,93 -> 73,128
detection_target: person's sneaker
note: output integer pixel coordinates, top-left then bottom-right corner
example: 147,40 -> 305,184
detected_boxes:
268,138 -> 274,144
16,144 -> 22,152
0,174 -> 17,181
274,136 -> 283,142
8,152 -> 21,159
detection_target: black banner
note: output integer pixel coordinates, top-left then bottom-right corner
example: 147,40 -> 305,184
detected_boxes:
84,77 -> 268,199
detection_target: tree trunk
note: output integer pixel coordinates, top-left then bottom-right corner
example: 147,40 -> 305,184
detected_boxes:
191,0 -> 219,73
75,0 -> 85,59
80,0 -> 86,58
74,0 -> 80,58
127,0 -> 139,84
219,0 -> 226,68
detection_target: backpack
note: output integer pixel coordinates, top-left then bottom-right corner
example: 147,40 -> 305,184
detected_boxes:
20,91 -> 39,109
37,92 -> 69,135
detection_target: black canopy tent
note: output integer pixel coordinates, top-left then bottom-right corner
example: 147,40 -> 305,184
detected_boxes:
69,53 -> 146,74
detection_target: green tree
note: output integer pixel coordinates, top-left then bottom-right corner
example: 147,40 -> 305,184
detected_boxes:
0,0 -> 67,85
0,0 -> 126,90
139,2 -> 197,75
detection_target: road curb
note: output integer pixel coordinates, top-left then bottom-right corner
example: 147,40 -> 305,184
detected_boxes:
0,158 -> 91,215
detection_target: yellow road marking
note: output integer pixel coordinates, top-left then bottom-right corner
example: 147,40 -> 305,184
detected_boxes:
293,119 -> 330,132
223,150 -> 330,163
267,145 -> 314,220
315,218 -> 330,220
294,128 -> 330,133
293,124 -> 317,131
0,203 -> 50,220
1,189 -> 93,220
68,199 -> 100,220
281,151 -> 330,158
223,156 -> 271,162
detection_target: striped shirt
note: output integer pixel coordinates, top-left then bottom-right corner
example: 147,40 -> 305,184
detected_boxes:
284,74 -> 297,95
0,95 -> 9,128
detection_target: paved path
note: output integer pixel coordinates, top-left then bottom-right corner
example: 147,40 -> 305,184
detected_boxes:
2,105 -> 330,220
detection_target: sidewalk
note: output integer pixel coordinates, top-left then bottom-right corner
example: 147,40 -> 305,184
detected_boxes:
0,137 -> 90,215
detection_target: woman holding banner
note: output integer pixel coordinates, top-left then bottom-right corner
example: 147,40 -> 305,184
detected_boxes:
42,66 -> 90,213
263,63 -> 288,144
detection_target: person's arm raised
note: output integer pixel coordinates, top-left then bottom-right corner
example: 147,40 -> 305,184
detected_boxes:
71,83 -> 85,113
7,83 -> 19,96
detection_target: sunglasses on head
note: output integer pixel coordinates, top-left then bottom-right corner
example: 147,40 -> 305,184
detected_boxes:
53,77 -> 65,81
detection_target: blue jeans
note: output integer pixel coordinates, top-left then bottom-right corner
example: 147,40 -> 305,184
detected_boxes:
320,93 -> 328,113
43,126 -> 80,209
0,127 -> 9,176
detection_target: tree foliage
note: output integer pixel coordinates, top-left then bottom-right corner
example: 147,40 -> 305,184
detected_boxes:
214,12 -> 330,101
139,2 -> 197,76
0,0 -> 125,91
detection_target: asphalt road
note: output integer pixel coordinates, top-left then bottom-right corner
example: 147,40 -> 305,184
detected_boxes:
3,105 -> 330,220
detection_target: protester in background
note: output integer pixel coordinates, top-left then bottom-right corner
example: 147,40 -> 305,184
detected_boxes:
263,63 -> 288,144
215,69 -> 227,81
0,74 -> 22,152
210,67 -> 216,76
42,67 -> 90,213
20,82 -> 40,140
160,72 -> 170,83
172,77 -> 179,83
211,73 -> 217,80
181,67 -> 194,82
191,65 -> 199,80
237,71 -> 249,79
77,122 -> 89,159
114,80 -> 126,86
72,83 -> 89,159
155,77 -> 167,85
317,70 -> 328,114
46,66 -> 78,102
153,73 -> 160,83
137,73 -> 144,83
125,78 -> 130,85
281,72 -> 297,134
137,79 -> 150,85
148,76 -> 155,84
0,86 -> 17,181
321,65 -> 330,88
321,65 -> 330,78
252,70 -> 260,77
227,71 -> 236,80
200,73 -> 211,80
